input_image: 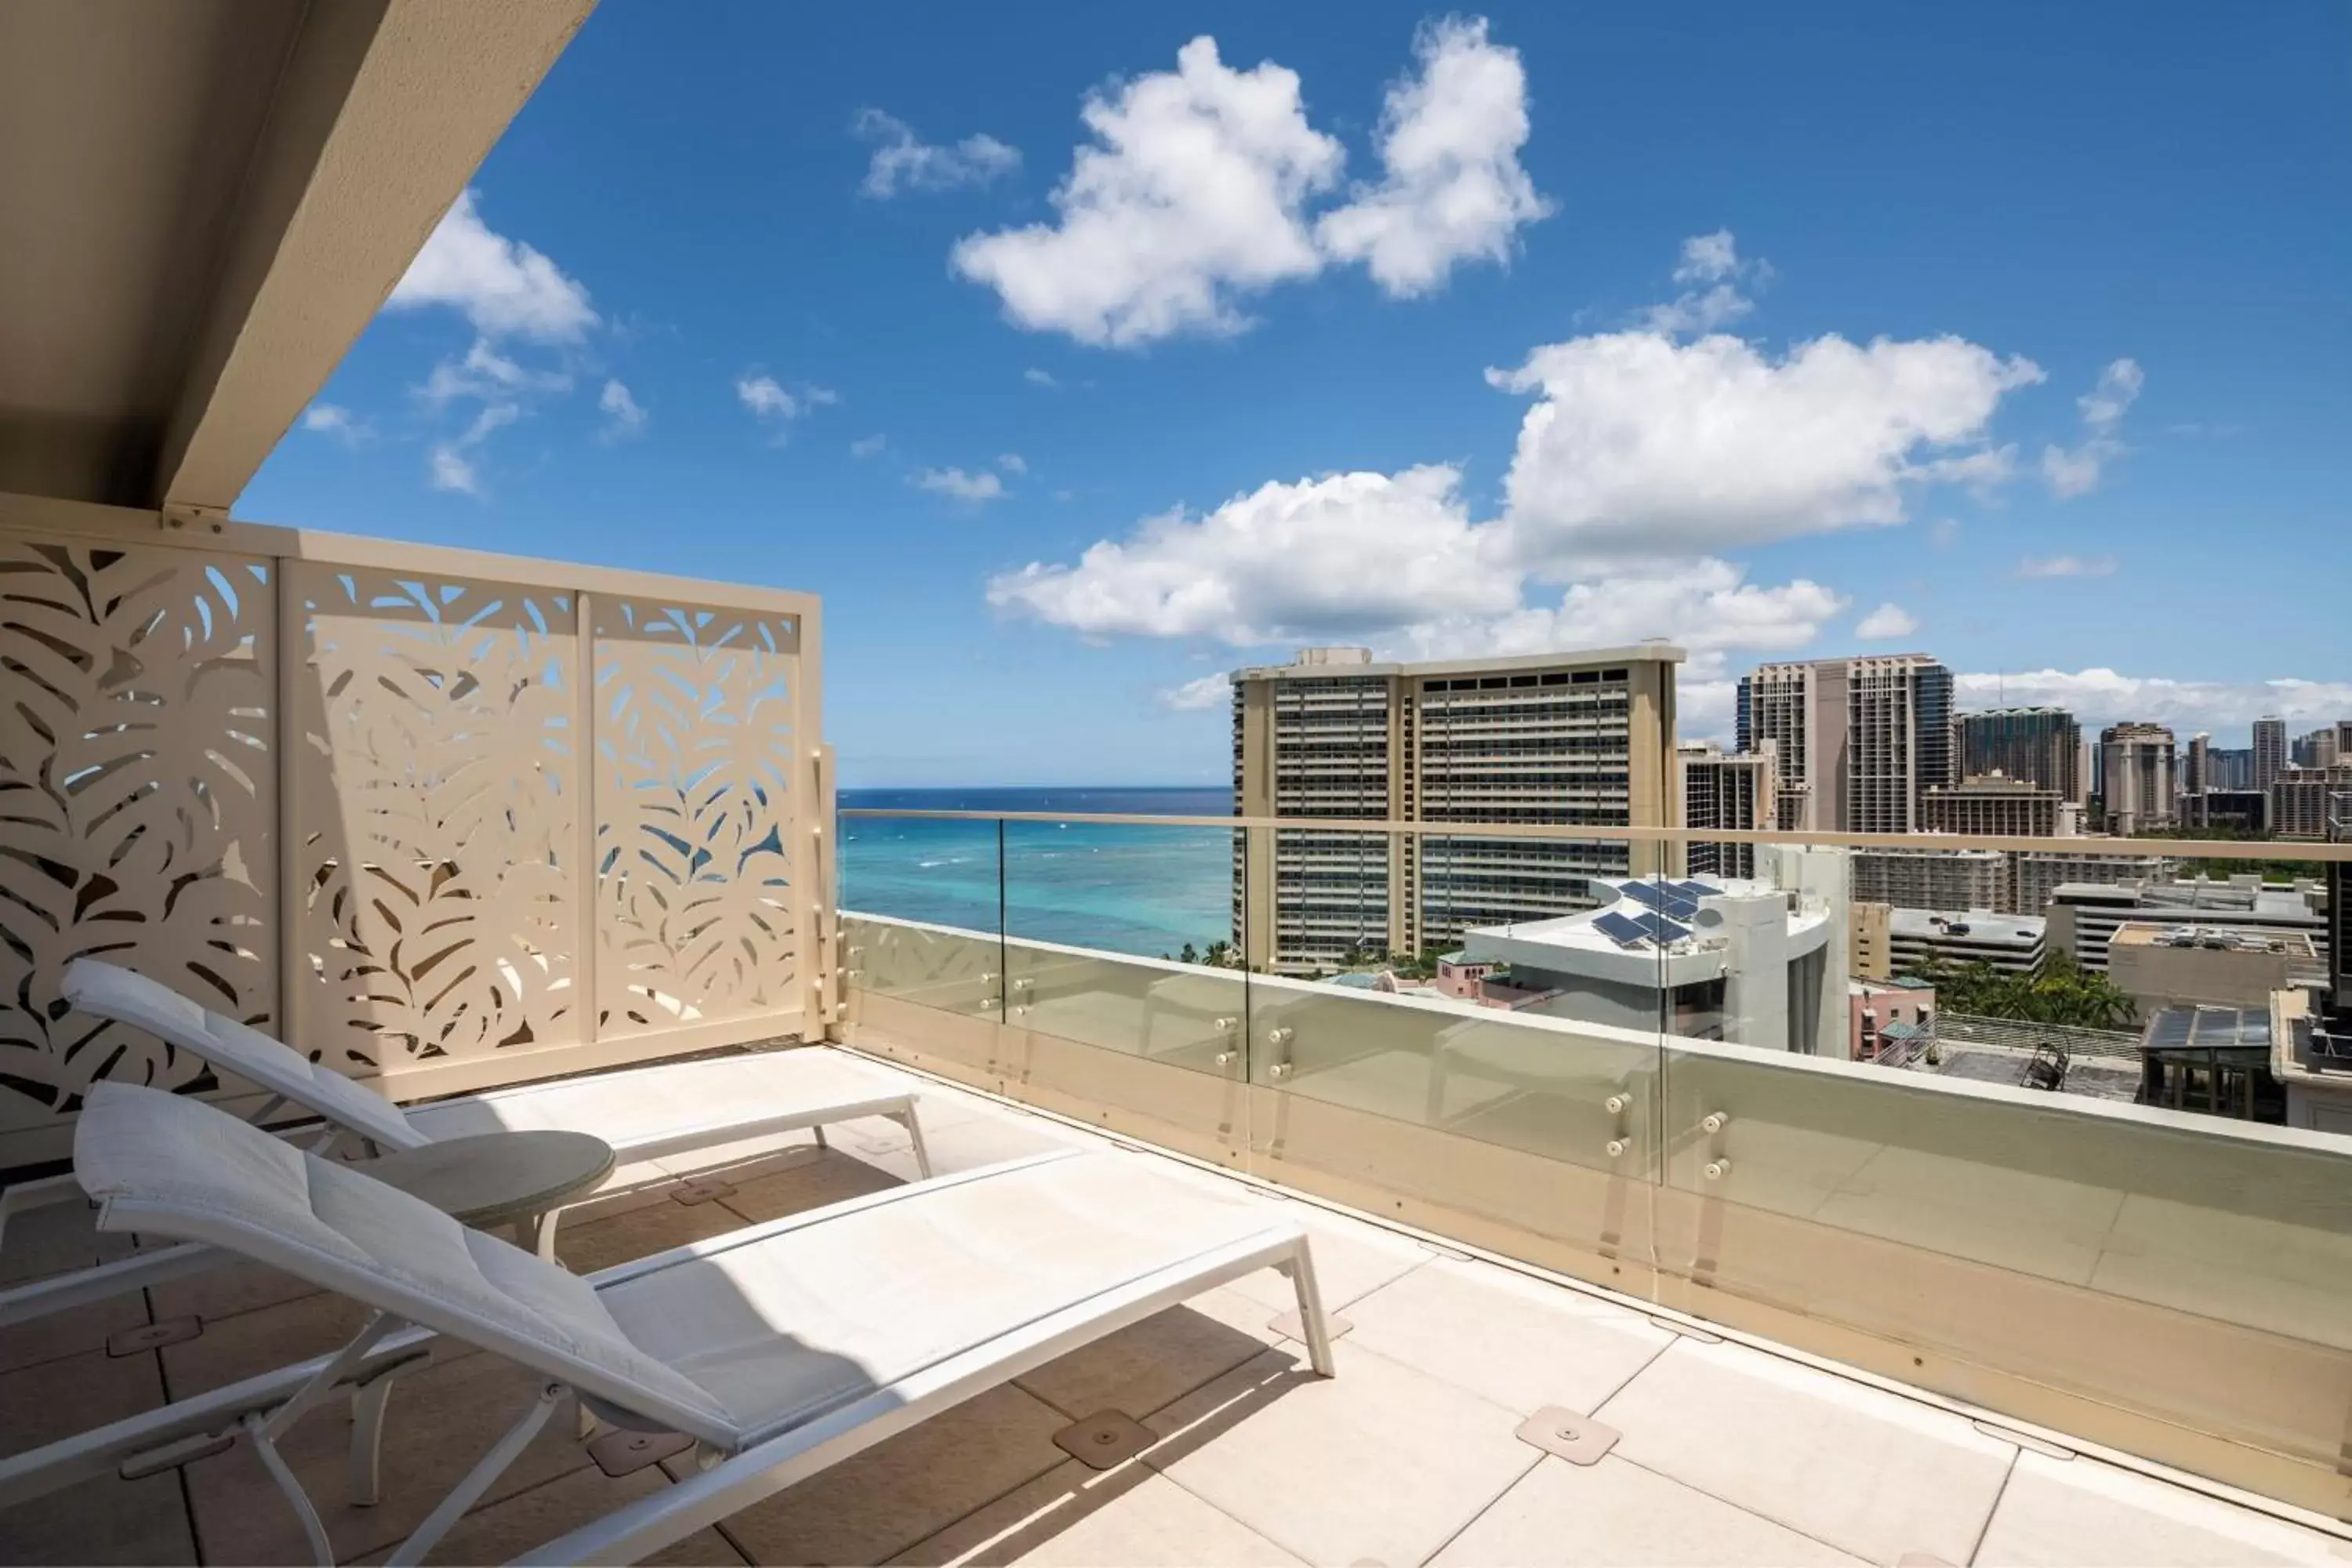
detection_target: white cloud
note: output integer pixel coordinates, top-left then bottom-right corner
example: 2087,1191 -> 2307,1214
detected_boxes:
301,404 -> 367,445
1854,602 -> 1919,640
459,404 -> 518,446
2016,554 -> 2119,579
1675,230 -> 1739,282
1395,558 -> 1842,662
992,466 -> 1515,642
2040,357 -> 2142,497
387,190 -> 596,342
854,109 -> 1019,197
952,38 -> 1344,347
997,452 -> 1028,474
1642,230 -> 1768,336
1160,673 -> 1233,711
914,466 -> 1008,503
1024,368 -> 1060,387
1956,669 -> 2352,733
1393,559 -> 1847,740
736,374 -> 834,434
1929,517 -> 1962,548
1313,18 -> 1550,298
2078,357 -> 2143,432
850,433 -> 887,459
1489,328 -> 2042,559
419,338 -> 572,405
597,379 -> 646,439
428,445 -> 480,495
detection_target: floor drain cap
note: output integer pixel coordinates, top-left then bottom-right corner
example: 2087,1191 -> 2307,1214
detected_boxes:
1052,1411 -> 1154,1470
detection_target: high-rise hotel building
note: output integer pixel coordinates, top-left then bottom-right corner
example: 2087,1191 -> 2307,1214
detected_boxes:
1736,654 -> 1955,833
1957,706 -> 2083,804
1680,739 -> 1777,879
1232,645 -> 1682,974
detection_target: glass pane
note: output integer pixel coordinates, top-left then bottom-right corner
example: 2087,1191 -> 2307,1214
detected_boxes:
1654,1034 -> 2352,1468
1243,824 -> 1663,1267
999,815 -> 1249,1162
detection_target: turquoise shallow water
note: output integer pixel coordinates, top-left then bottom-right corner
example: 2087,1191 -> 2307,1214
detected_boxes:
838,787 -> 1233,960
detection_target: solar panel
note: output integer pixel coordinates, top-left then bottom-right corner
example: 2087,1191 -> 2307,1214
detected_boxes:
1592,911 -> 1650,947
1621,881 -> 1671,914
1675,880 -> 1715,899
1629,912 -> 1691,944
1616,880 -> 1695,919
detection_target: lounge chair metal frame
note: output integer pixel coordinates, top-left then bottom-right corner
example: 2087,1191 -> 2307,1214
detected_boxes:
56,1086 -> 1333,1567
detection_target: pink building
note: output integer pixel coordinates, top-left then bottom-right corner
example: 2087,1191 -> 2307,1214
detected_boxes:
1852,978 -> 1936,1063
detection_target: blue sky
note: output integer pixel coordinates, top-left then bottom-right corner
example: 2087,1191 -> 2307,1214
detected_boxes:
243,0 -> 2350,785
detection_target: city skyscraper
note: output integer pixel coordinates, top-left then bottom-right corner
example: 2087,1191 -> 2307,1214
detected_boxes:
1232,645 -> 1682,974
1737,653 -> 1954,833
1958,706 -> 2083,803
2253,716 -> 2288,792
1681,739 -> 1777,879
2185,732 -> 2211,797
2100,722 -> 2179,835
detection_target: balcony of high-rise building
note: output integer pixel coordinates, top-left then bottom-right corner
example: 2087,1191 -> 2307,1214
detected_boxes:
3,9 -> 2350,1568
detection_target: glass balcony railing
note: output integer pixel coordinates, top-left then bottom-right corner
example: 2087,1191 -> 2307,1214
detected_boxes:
837,807 -> 2352,1518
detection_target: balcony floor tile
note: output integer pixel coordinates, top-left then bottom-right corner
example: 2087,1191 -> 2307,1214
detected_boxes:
1223,1203 -> 1436,1315
1431,1453 -> 1868,1567
891,1458 -> 1307,1568
1341,1255 -> 1676,1417
1142,1341 -> 1539,1568
352,1462 -> 748,1566
1973,1451 -> 2350,1566
1014,1285 -> 1280,1421
182,1347 -> 595,1565
1595,1335 -> 2016,1566
158,1282 -> 379,1397
701,1381 -> 1071,1567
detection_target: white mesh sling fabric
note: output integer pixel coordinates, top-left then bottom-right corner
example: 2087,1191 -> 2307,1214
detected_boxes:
64,959 -> 423,1152
74,1082 -> 737,1443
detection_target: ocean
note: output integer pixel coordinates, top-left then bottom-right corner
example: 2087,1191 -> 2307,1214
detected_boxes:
837,787 -> 1235,959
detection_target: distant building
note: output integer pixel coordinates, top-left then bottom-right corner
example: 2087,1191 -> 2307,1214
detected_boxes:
2099,722 -> 2178,834
1957,706 -> 2082,803
2182,789 -> 2269,834
2107,923 -> 2323,1014
1851,977 -> 1936,1063
2207,746 -> 2254,792
1922,772 -> 2061,837
2008,849 -> 2180,917
2048,877 -> 2327,971
1849,900 -> 1893,980
1680,739 -> 1776,880
1231,644 -> 1683,975
1462,871 -> 1842,1055
2272,764 -> 2352,840
2291,728 -> 2339,769
1738,654 -> 1954,832
1852,847 -> 2007,912
2183,733 -> 2210,796
1889,907 -> 2046,975
2253,716 -> 2288,793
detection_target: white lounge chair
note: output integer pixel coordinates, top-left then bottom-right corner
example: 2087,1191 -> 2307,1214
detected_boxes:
64,1083 -> 1334,1566
0,958 -> 931,1329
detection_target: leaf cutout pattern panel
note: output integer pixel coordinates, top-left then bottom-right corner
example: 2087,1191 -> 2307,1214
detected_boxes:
593,599 -> 800,1036
0,540 -> 275,1128
288,567 -> 581,1067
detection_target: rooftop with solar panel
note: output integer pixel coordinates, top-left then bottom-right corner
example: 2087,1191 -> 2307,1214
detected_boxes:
1460,874 -> 1843,1053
